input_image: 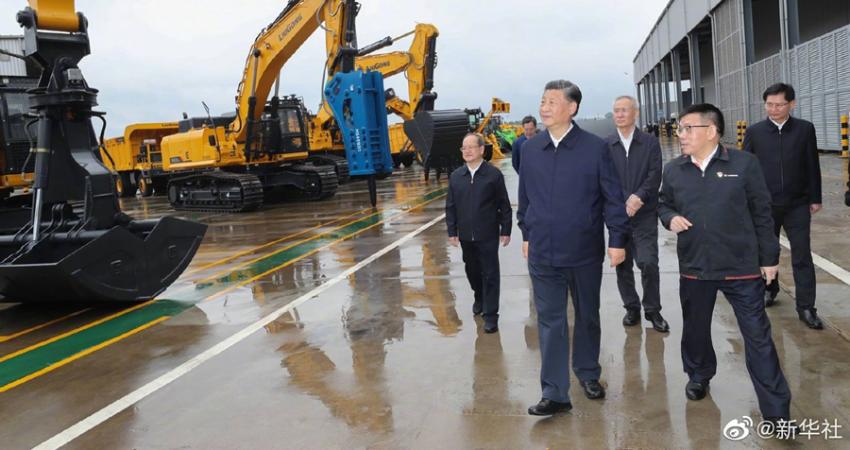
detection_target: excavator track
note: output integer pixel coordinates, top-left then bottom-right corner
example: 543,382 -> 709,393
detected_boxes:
167,171 -> 264,212
289,163 -> 339,201
307,154 -> 350,184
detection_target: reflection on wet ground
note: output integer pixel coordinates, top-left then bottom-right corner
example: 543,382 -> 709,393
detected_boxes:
1,147 -> 849,449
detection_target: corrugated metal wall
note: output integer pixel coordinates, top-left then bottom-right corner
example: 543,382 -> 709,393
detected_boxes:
788,25 -> 850,151
0,37 -> 27,77
712,0 -> 747,143
746,53 -> 782,125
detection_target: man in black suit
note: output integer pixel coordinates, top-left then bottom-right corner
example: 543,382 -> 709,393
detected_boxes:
446,133 -> 512,333
659,103 -> 791,424
743,83 -> 823,329
607,96 -> 668,332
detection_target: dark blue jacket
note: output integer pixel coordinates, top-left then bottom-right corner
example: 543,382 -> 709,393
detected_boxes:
511,135 -> 527,173
517,123 -> 630,267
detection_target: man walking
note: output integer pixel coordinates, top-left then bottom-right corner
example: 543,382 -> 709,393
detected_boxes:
659,103 -> 791,423
511,115 -> 539,173
518,80 -> 629,415
743,83 -> 823,329
607,95 -> 668,332
446,133 -> 512,334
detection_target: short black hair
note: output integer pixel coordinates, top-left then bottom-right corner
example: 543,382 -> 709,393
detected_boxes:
679,103 -> 725,137
521,115 -> 537,126
763,83 -> 795,102
544,79 -> 582,117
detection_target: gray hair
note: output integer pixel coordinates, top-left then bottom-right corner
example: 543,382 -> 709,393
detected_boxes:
613,95 -> 639,110
544,79 -> 582,116
463,132 -> 486,147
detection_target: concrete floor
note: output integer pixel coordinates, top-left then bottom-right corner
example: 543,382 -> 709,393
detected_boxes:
1,140 -> 849,449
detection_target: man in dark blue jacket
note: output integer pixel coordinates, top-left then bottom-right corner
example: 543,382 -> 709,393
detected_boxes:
607,95 -> 668,332
511,115 -> 538,173
659,103 -> 791,423
446,133 -> 512,333
743,83 -> 823,329
518,80 -> 630,416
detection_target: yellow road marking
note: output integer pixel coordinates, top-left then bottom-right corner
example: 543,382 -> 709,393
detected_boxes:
193,207 -> 391,285
201,193 -> 445,303
0,309 -> 91,344
0,316 -> 170,393
183,208 -> 368,277
0,300 -> 155,363
0,188 -> 445,393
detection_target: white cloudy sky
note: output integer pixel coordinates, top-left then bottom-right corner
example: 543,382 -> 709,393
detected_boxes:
0,0 -> 668,136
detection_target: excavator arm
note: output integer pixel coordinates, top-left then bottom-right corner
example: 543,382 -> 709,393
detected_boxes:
229,0 -> 357,145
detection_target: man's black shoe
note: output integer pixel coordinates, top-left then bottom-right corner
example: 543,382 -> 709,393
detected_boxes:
645,311 -> 670,332
798,309 -> 823,330
685,380 -> 709,400
579,380 -> 605,400
484,323 -> 498,334
472,301 -> 483,316
622,309 -> 640,326
527,398 -> 572,416
765,291 -> 777,307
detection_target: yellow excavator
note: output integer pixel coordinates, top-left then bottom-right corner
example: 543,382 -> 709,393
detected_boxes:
157,0 -> 392,211
0,0 -> 206,303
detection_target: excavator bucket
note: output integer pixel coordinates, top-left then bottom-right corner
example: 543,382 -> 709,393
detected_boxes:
0,5 -> 206,303
0,216 -> 205,302
403,109 -> 468,177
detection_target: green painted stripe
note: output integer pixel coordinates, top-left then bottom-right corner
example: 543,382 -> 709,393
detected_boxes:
0,187 -> 446,389
0,300 -> 189,387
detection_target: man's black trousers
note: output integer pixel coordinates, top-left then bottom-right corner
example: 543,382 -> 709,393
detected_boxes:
680,277 -> 791,418
460,239 -> 500,325
768,203 -> 816,311
616,212 -> 661,313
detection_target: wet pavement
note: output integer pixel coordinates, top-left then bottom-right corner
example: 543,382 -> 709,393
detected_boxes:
1,140 -> 849,449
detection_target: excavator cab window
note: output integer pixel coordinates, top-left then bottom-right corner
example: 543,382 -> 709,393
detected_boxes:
276,106 -> 307,153
0,89 -> 34,174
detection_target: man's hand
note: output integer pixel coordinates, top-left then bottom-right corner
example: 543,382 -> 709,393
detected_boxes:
810,203 -> 822,214
500,235 -> 511,247
669,216 -> 693,234
608,248 -> 626,267
522,241 -> 529,259
626,194 -> 644,217
761,265 -> 779,284
448,236 -> 459,248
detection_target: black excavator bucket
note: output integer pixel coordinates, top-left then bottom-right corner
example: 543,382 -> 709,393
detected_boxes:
0,6 -> 206,303
0,216 -> 205,302
403,109 -> 469,179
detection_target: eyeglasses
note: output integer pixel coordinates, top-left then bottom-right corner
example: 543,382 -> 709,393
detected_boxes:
460,146 -> 481,151
765,102 -> 790,109
675,124 -> 711,135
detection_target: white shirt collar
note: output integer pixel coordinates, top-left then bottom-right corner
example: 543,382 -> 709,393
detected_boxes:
467,160 -> 483,181
549,123 -> 574,148
617,127 -> 635,155
770,117 -> 789,130
691,145 -> 720,174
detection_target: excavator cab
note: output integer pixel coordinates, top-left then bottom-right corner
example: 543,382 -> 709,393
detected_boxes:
256,95 -> 309,156
0,3 -> 206,303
